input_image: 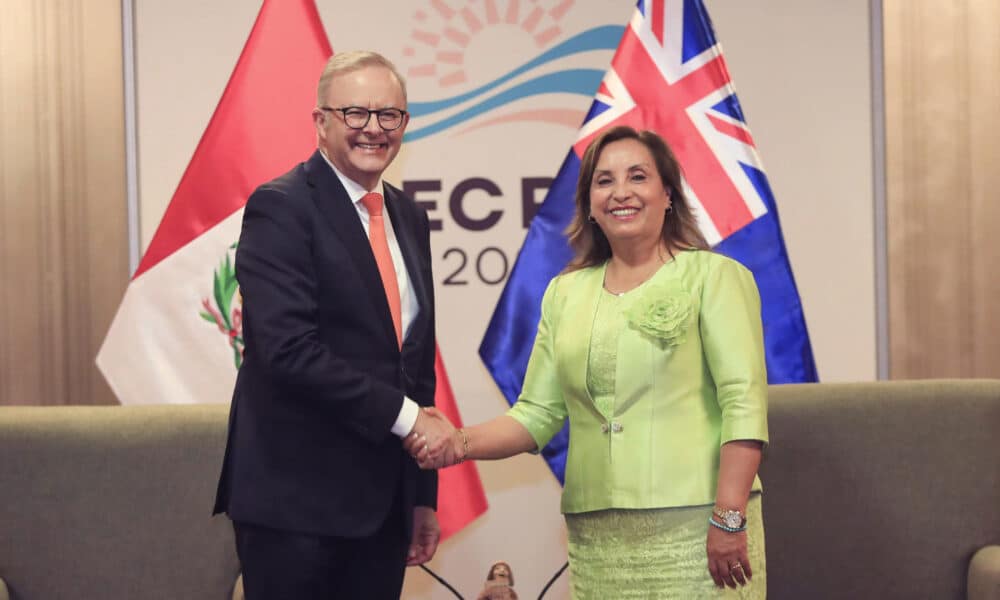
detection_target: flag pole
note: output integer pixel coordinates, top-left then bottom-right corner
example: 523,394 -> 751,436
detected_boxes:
120,0 -> 141,275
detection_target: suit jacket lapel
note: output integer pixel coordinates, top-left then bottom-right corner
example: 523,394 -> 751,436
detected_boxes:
383,184 -> 429,351
305,151 -> 399,348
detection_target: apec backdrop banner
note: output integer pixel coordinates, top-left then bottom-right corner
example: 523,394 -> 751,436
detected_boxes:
137,2 -> 632,424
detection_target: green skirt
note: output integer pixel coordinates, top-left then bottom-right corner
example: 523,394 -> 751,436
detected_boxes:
564,494 -> 765,599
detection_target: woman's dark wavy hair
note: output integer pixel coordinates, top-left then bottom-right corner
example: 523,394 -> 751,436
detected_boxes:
564,126 -> 709,272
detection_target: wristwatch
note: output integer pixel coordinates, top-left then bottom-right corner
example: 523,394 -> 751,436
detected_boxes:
713,507 -> 746,529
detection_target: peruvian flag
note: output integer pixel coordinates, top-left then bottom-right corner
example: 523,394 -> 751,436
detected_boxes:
96,0 -> 486,540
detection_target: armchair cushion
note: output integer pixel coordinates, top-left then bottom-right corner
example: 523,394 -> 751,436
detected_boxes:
761,380 -> 1000,599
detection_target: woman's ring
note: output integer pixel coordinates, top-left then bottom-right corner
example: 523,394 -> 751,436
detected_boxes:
730,562 -> 743,572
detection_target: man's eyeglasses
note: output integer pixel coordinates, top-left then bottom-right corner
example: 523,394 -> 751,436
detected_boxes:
320,106 -> 408,131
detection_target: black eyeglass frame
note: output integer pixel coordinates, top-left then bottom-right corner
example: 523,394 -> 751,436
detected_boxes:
319,106 -> 408,131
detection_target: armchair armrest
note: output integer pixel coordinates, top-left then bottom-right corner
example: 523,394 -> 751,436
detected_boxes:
968,545 -> 1000,600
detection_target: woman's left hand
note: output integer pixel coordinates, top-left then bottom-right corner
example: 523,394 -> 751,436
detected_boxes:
706,526 -> 752,588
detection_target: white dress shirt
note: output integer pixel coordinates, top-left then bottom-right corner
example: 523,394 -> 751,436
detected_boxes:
321,151 -> 421,438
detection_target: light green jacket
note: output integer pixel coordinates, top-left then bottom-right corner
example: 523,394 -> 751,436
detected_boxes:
507,250 -> 768,514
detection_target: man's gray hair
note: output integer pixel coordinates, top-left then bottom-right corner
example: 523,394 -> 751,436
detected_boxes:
316,50 -> 408,106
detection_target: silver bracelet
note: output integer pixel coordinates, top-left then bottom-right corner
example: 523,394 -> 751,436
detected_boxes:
708,516 -> 747,533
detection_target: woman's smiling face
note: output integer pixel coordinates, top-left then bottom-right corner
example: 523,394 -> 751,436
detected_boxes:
589,138 -> 672,248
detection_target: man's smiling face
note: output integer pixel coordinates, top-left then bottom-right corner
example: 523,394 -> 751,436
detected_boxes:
314,65 -> 408,190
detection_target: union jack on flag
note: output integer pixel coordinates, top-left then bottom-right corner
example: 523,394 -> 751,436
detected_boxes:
480,0 -> 818,483
575,0 -> 769,245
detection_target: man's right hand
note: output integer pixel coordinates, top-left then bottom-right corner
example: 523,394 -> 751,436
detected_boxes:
404,407 -> 457,468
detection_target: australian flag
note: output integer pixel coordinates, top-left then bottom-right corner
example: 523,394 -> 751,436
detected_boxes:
479,0 -> 819,483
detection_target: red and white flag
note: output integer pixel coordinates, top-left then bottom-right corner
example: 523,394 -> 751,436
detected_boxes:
97,0 -> 486,540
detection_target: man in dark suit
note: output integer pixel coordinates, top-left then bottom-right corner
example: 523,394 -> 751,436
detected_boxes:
213,50 -> 456,599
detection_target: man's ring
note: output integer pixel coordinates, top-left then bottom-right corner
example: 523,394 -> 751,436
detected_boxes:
730,562 -> 743,572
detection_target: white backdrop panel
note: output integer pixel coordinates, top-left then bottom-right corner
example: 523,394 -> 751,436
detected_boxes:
134,1 -> 875,597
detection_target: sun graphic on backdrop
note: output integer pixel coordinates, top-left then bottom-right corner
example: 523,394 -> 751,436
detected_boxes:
402,0 -> 573,88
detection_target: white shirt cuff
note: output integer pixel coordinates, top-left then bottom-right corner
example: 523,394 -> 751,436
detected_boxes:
391,396 -> 420,437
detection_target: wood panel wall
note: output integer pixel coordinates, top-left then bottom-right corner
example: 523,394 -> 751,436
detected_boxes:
0,0 -> 128,405
884,0 -> 1000,378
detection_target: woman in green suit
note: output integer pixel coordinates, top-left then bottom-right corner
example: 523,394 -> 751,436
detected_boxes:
412,126 -> 768,598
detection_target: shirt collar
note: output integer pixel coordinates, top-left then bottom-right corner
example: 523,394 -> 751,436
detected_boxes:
318,148 -> 383,206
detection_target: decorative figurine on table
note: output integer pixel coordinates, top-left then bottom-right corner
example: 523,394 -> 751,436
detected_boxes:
476,561 -> 518,600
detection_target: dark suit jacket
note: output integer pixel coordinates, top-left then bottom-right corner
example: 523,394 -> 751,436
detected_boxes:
213,150 -> 437,539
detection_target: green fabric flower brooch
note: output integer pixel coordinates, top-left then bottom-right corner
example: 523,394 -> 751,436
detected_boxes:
624,284 -> 694,348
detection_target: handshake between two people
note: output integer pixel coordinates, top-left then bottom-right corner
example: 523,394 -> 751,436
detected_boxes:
404,407 -> 467,470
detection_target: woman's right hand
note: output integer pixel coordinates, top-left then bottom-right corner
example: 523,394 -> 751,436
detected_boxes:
404,408 -> 463,469
706,525 -> 751,588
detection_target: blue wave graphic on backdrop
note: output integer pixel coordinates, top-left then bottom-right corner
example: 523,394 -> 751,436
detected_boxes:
405,25 -> 623,142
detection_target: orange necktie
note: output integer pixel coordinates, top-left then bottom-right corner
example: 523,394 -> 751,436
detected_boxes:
360,192 -> 403,348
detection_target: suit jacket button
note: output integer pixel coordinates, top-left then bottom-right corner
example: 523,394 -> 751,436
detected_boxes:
600,423 -> 609,434
611,422 -> 623,433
